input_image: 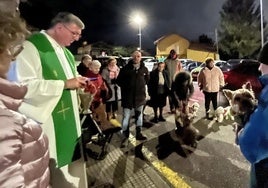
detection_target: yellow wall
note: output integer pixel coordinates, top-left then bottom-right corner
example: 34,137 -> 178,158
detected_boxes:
186,49 -> 218,62
155,34 -> 219,61
155,34 -> 190,58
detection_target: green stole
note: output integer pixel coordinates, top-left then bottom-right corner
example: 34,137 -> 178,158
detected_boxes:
28,33 -> 79,167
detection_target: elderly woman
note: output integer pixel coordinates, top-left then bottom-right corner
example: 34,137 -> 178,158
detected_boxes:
0,12 -> 50,187
147,62 -> 170,123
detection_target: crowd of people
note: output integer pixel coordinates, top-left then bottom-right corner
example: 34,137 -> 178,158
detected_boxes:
1,0 -> 268,187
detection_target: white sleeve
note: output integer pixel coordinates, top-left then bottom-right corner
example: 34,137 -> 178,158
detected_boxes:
16,41 -> 64,123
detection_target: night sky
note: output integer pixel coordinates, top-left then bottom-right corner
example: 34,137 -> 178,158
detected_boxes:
19,0 -> 268,53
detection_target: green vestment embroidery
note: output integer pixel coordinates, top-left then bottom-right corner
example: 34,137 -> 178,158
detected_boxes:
28,33 -> 79,167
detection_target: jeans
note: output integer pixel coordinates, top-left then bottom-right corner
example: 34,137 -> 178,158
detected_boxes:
121,105 -> 144,132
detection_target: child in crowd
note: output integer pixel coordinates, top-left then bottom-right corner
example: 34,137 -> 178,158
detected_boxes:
84,60 -> 121,133
101,57 -> 121,122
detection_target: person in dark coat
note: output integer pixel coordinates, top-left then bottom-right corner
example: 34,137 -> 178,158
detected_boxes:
147,62 -> 170,123
171,71 -> 194,132
117,51 -> 149,141
77,54 -> 92,76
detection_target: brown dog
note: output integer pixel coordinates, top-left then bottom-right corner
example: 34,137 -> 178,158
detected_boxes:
175,101 -> 200,148
222,82 -> 257,143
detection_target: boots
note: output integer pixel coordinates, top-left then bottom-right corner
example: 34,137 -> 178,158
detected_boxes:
136,127 -> 147,141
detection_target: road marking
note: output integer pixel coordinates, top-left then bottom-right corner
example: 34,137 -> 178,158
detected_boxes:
127,134 -> 191,188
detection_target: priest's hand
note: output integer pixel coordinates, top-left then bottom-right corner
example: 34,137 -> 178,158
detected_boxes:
64,77 -> 87,90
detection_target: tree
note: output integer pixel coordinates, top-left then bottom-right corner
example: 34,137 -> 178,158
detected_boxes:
218,0 -> 267,59
199,34 -> 213,44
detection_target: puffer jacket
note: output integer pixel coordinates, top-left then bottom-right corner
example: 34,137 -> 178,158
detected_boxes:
197,66 -> 225,92
0,78 -> 50,188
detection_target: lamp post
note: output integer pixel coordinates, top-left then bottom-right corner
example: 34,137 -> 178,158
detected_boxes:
132,13 -> 144,51
260,0 -> 264,47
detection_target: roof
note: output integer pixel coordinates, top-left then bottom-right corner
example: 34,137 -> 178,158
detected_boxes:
154,33 -> 188,45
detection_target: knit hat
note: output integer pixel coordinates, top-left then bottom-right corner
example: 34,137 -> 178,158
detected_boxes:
258,42 -> 268,65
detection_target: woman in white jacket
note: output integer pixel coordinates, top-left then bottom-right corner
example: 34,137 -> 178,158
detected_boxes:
197,57 -> 225,119
0,12 -> 50,188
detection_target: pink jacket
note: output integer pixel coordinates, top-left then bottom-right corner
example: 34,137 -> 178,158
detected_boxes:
0,78 -> 50,188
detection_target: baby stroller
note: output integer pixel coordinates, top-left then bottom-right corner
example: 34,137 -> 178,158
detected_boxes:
78,89 -> 121,161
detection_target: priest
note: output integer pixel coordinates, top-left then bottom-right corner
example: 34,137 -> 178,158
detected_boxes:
16,12 -> 88,188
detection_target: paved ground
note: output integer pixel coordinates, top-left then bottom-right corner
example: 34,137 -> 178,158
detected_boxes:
85,83 -> 250,188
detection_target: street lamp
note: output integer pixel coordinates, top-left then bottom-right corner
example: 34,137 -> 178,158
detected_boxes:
131,12 -> 145,51
260,0 -> 264,47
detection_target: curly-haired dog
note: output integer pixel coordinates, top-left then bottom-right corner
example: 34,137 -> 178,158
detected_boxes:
214,106 -> 236,123
222,82 -> 257,143
188,102 -> 200,118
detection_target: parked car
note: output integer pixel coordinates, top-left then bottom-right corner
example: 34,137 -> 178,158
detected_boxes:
179,58 -> 193,68
222,59 -> 262,97
143,58 -> 158,71
190,63 -> 205,81
184,61 -> 203,72
216,59 -> 241,72
214,60 -> 226,67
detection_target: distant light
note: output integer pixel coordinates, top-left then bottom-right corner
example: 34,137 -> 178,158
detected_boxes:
130,11 -> 146,27
133,14 -> 143,25
130,11 -> 146,51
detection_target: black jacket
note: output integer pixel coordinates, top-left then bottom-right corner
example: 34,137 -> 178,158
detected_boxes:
77,63 -> 88,76
117,60 -> 149,108
171,71 -> 194,107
